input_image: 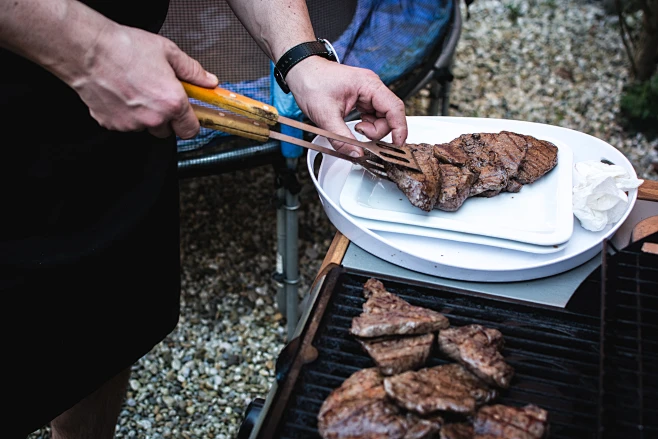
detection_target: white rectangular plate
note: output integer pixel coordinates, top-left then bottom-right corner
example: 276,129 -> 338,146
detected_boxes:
339,120 -> 574,246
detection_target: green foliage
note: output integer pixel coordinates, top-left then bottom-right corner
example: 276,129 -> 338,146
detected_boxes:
619,73 -> 658,138
505,2 -> 523,23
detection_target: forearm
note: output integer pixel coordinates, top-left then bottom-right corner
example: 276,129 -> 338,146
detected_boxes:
0,0 -> 114,85
224,0 -> 316,62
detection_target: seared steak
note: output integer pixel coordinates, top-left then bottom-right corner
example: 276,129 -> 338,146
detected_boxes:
383,131 -> 558,212
385,143 -> 441,212
358,333 -> 434,375
440,423 -> 474,439
434,133 -> 510,197
436,164 -> 477,211
351,279 -> 450,338
405,413 -> 444,439
317,368 -> 442,439
474,404 -> 549,439
383,363 -> 498,415
438,325 -> 515,388
510,132 -> 558,185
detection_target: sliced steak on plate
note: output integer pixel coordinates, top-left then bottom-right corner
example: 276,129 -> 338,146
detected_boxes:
438,324 -> 515,389
436,164 -> 477,211
509,132 -> 558,185
433,133 -> 510,197
317,368 -> 442,439
383,363 -> 498,415
385,143 -> 441,212
358,333 -> 435,375
351,279 -> 450,338
474,404 -> 549,439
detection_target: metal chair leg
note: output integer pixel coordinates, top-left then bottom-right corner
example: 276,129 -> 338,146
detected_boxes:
273,159 -> 301,338
275,186 -> 287,315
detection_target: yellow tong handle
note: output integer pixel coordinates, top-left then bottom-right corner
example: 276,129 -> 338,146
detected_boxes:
182,81 -> 279,126
191,104 -> 270,143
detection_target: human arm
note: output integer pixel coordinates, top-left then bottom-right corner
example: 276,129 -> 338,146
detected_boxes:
0,0 -> 219,139
224,0 -> 408,153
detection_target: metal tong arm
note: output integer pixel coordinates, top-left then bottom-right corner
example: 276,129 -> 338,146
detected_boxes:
191,104 -> 369,167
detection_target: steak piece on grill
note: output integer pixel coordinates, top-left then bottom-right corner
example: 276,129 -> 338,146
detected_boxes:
317,368 -> 442,439
509,132 -> 558,185
474,404 -> 549,439
438,324 -> 515,388
358,333 -> 435,375
351,279 -> 450,338
440,423 -> 475,439
383,363 -> 498,415
385,143 -> 441,212
436,164 -> 477,211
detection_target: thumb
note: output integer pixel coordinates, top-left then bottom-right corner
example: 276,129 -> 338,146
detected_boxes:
167,44 -> 219,88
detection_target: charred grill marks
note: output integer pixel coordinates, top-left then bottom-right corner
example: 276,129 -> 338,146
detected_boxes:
438,324 -> 515,389
385,131 -> 558,212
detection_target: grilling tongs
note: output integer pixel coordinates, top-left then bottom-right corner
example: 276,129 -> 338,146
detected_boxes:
181,82 -> 421,176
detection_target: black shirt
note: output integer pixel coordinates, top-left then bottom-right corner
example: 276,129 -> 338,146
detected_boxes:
0,0 -> 174,267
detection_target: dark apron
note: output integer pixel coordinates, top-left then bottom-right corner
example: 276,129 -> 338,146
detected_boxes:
0,1 -> 181,435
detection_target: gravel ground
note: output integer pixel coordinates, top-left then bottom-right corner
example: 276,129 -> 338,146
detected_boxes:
29,0 -> 656,438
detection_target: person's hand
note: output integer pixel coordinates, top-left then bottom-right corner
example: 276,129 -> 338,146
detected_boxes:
285,57 -> 408,156
65,23 -> 218,139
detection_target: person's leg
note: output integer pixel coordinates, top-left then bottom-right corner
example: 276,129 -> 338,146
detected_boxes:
50,367 -> 131,439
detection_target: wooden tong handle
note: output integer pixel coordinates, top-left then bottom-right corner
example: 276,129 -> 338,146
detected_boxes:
182,81 -> 279,126
638,180 -> 658,202
192,104 -> 270,143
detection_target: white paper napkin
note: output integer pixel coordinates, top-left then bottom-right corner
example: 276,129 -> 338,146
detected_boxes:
572,160 -> 644,232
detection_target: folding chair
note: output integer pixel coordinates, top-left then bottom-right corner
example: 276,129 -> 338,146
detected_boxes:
161,0 -> 462,337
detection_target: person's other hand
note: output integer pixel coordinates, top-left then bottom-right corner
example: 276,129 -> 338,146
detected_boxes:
66,23 -> 218,139
285,57 -> 408,156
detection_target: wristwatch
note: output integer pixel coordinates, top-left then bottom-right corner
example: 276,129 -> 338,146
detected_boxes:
274,38 -> 340,94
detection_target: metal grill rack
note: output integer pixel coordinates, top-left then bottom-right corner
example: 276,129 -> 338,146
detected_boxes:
244,231 -> 658,439
599,234 -> 658,439
272,270 -> 602,439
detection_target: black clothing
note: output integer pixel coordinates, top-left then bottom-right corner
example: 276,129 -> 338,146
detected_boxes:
0,1 -> 181,436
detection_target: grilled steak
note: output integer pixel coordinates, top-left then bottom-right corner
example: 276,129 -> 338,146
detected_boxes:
436,164 -> 477,211
351,279 -> 450,338
438,325 -> 515,388
385,143 -> 441,212
440,423 -> 474,439
358,333 -> 435,375
434,133 -> 510,197
511,133 -> 558,185
383,363 -> 498,415
405,413 -> 444,439
317,368 -> 442,439
474,404 -> 549,439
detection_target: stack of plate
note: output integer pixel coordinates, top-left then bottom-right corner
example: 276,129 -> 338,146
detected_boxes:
308,117 -> 640,282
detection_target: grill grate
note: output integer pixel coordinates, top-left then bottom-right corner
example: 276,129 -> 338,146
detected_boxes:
275,270 -> 602,439
600,234 -> 658,439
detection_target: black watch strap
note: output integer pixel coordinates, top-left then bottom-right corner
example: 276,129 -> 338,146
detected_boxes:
274,39 -> 339,94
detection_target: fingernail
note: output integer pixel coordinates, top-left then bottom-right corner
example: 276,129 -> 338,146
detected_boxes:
206,72 -> 218,83
349,151 -> 360,158
355,128 -> 364,135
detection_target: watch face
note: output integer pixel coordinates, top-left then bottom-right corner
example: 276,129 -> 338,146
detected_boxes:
319,38 -> 340,64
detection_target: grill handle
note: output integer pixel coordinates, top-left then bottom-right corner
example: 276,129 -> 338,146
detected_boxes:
275,337 -> 301,382
237,397 -> 265,439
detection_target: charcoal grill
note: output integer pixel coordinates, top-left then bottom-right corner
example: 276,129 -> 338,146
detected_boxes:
238,231 -> 658,439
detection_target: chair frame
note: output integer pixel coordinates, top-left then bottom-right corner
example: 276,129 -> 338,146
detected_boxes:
177,2 -> 463,337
